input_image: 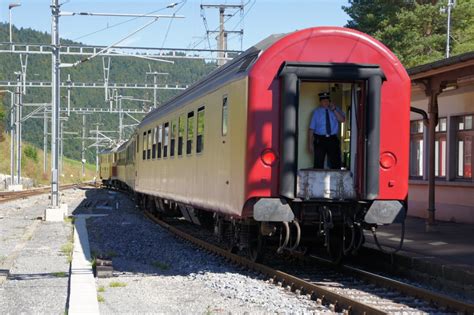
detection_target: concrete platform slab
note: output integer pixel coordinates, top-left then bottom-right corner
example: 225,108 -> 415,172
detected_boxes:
68,216 -> 100,315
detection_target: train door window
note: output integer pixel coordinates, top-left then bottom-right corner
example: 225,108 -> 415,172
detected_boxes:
163,122 -> 169,158
178,114 -> 185,156
147,130 -> 152,160
143,132 -> 146,160
222,96 -> 228,136
187,111 -> 195,155
152,127 -> 157,159
171,119 -> 177,157
157,124 -> 163,159
197,107 -> 205,153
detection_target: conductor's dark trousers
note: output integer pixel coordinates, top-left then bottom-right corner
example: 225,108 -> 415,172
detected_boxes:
313,134 -> 341,169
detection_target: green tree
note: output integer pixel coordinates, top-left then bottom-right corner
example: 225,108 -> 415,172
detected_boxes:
342,0 -> 412,35
343,0 -> 474,68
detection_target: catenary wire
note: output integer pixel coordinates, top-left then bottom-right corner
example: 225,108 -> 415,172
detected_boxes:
72,2 -> 184,42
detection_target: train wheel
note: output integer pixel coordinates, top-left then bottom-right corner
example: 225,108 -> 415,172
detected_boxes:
246,224 -> 266,263
327,227 -> 343,264
217,219 -> 237,253
247,235 -> 265,262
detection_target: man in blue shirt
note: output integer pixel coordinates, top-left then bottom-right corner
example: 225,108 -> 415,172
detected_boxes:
308,91 -> 345,169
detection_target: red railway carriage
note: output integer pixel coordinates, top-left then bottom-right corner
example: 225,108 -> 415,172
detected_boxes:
110,26 -> 410,261
246,26 -> 409,206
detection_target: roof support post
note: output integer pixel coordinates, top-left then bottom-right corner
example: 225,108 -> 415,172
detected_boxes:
427,90 -> 439,228
419,78 -> 440,230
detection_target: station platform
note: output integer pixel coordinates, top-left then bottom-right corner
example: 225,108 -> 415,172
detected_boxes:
357,216 -> 474,300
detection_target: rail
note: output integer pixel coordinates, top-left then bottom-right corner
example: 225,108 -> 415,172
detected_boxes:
144,211 -> 386,315
0,183 -> 93,204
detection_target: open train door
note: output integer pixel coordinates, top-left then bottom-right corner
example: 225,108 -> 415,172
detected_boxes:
278,62 -> 385,201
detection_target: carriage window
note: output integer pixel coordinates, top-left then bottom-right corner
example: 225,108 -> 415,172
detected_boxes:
157,124 -> 163,159
222,96 -> 228,136
197,107 -> 205,153
187,111 -> 195,155
143,132 -> 146,160
435,117 -> 447,177
152,127 -> 157,159
456,114 -> 473,179
171,119 -> 177,157
178,114 -> 185,156
147,130 -> 152,160
164,122 -> 169,158
410,120 -> 424,177
136,135 -> 139,153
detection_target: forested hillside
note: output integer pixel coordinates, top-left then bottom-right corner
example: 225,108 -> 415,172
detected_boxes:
0,22 -> 216,163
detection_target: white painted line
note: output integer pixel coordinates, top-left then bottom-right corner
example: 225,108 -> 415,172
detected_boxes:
388,237 -> 413,243
428,241 -> 448,246
68,216 -> 100,315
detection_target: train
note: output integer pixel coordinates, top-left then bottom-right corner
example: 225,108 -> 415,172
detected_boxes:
99,26 -> 411,262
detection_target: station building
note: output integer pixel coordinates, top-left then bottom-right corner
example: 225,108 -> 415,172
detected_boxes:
408,51 -> 474,224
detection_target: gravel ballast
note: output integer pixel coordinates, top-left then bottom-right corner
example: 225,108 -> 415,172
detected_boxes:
81,189 -> 331,314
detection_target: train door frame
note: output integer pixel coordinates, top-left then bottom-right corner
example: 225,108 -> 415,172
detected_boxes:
277,62 -> 385,200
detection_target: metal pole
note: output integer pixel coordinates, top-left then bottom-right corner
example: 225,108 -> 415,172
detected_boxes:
9,8 -> 12,43
446,0 -> 453,58
81,114 -> 86,177
43,108 -> 48,173
218,7 -> 225,66
153,74 -> 157,109
95,124 -> 99,174
15,72 -> 21,185
60,120 -> 64,175
103,57 -> 111,101
50,0 -> 61,207
67,74 -> 71,116
10,93 -> 15,185
119,96 -> 123,141
20,54 -> 28,95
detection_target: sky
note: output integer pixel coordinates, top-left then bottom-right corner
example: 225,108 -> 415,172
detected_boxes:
0,0 -> 351,51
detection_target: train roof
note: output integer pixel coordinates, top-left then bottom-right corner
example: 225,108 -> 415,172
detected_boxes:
99,140 -> 128,155
139,33 -> 287,127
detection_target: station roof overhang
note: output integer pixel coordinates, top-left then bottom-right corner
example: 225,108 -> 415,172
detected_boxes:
408,51 -> 474,83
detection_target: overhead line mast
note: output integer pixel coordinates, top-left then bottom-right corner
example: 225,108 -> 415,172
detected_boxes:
200,3 -> 244,66
45,0 -> 186,221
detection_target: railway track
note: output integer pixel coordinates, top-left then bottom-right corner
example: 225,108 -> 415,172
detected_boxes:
143,211 -> 474,315
0,183 -> 92,204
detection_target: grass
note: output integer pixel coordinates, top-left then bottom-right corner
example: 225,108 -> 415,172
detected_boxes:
52,271 -> 67,277
97,285 -> 105,293
97,294 -> 105,303
0,133 -> 97,186
151,260 -> 170,271
64,216 -> 75,224
61,242 -> 74,263
109,281 -> 127,288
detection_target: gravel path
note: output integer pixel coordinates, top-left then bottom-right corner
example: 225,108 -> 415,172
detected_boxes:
82,189 -> 331,314
0,187 -> 86,314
